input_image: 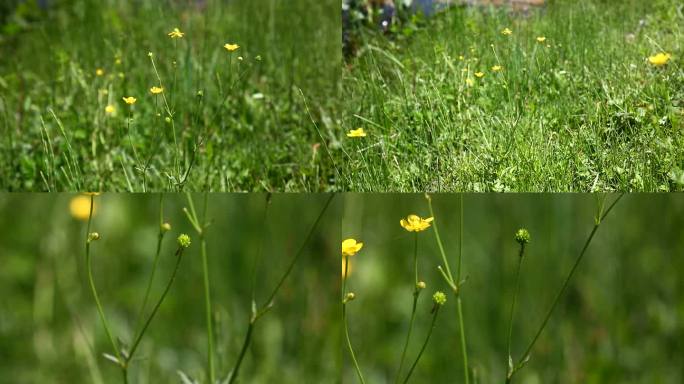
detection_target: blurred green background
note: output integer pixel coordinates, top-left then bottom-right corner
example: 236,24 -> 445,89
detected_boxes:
341,194 -> 683,383
0,193 -> 341,383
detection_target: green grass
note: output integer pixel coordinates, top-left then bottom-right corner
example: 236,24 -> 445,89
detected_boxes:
342,0 -> 684,191
0,0 -> 342,192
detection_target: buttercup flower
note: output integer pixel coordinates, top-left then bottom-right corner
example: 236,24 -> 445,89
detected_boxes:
168,27 -> 185,39
536,36 -> 546,43
475,72 -> 485,78
342,238 -> 363,257
648,52 -> 671,66
502,28 -> 513,36
400,214 -> 434,232
150,86 -> 164,94
123,96 -> 137,105
465,78 -> 474,86
492,65 -> 503,72
96,68 -> 105,76
224,43 -> 240,52
105,105 -> 116,116
346,128 -> 367,138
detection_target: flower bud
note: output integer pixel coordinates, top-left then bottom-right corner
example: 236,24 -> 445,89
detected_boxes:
87,232 -> 100,243
416,281 -> 426,290
161,222 -> 171,232
515,228 -> 530,245
343,292 -> 356,304
432,291 -> 447,306
177,234 -> 191,248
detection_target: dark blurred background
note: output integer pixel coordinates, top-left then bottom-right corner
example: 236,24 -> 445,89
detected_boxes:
341,194 -> 683,383
0,193 -> 342,383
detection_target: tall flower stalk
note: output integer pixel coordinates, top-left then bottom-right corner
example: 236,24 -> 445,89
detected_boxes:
84,194 -> 190,383
506,194 -> 624,383
342,238 -> 365,384
426,194 -> 470,384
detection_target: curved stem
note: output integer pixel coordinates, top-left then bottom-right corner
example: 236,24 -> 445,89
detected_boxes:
402,306 -> 440,384
228,320 -> 254,384
343,303 -> 366,384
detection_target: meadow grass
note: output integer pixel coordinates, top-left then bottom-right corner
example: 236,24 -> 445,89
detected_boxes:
342,0 -> 683,191
0,0 -> 341,192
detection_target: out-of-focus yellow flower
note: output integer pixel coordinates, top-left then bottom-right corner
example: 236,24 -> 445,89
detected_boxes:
648,52 -> 671,66
70,195 -> 96,221
347,128 -> 367,138
96,68 -> 105,76
168,27 -> 185,39
123,96 -> 137,105
475,72 -> 485,78
105,105 -> 116,115
150,86 -> 164,94
502,28 -> 513,36
492,65 -> 503,72
224,43 -> 240,52
400,214 -> 434,232
536,36 -> 546,43
342,238 -> 363,257
458,55 -> 464,60
466,78 -> 474,86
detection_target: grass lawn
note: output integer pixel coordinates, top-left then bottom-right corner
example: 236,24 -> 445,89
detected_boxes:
0,0 -> 341,192
342,0 -> 683,191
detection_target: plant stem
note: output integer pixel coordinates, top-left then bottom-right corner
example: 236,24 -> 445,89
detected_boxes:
228,194 -> 335,383
134,194 -> 166,338
401,306 -> 441,384
343,302 -> 366,384
394,234 -> 420,383
508,194 -> 623,382
84,195 -> 123,366
505,244 -> 525,380
127,246 -> 186,360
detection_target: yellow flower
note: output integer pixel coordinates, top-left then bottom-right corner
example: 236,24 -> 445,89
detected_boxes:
150,86 -> 164,94
123,96 -> 137,105
96,68 -> 105,76
475,72 -> 485,78
465,78 -> 474,86
458,55 -> 464,60
347,128 -> 367,138
502,28 -> 512,36
648,52 -> 671,66
536,36 -> 546,43
168,27 -> 185,39
491,65 -> 503,72
224,43 -> 240,52
400,214 -> 434,232
69,195 -> 96,221
342,238 -> 364,257
105,105 -> 116,115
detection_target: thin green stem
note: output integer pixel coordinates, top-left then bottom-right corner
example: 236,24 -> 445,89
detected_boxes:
127,246 -> 186,360
395,234 -> 420,383
134,195 -> 166,338
401,306 -> 441,384
509,194 -> 623,382
343,303 -> 366,384
505,244 -> 525,380
426,197 -> 454,284
84,195 -> 122,365
229,320 -> 254,384
456,297 -> 469,384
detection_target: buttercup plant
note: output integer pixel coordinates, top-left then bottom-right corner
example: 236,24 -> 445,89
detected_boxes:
83,194 -> 189,383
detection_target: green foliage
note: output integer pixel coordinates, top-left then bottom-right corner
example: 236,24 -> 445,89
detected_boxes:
0,0 -> 342,192
343,0 -> 684,191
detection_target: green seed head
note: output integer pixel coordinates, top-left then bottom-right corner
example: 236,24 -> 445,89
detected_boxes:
177,234 -> 191,248
432,291 -> 447,306
343,292 -> 356,304
515,228 -> 530,245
